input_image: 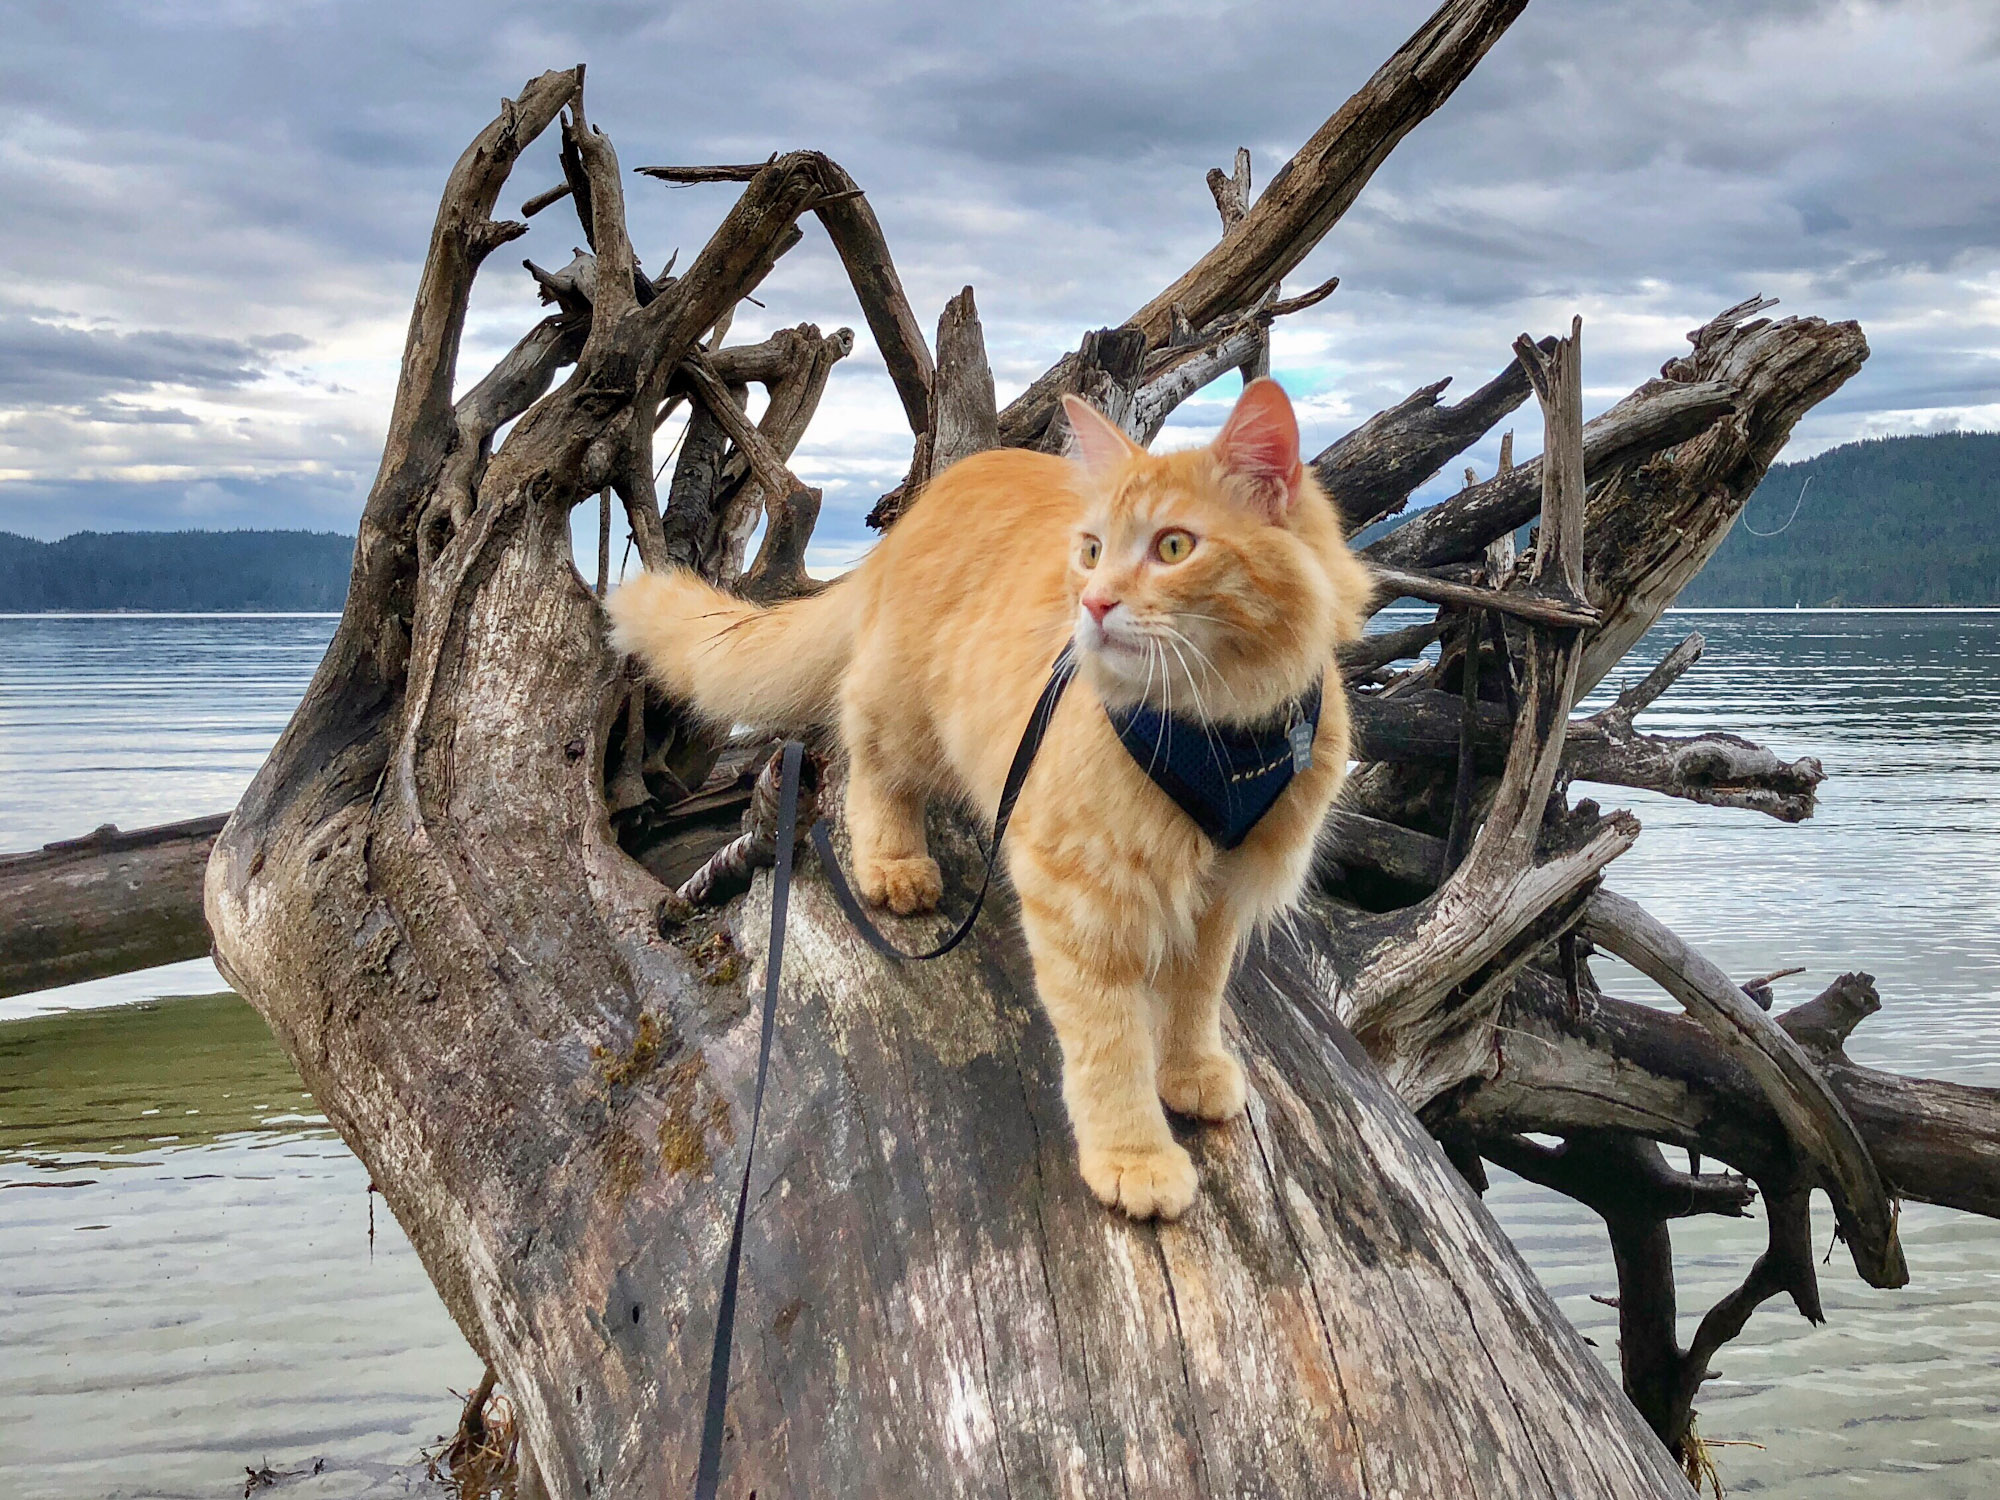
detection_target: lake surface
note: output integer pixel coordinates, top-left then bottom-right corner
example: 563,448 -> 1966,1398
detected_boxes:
1,616 -> 471,1499
2,609 -> 1998,1497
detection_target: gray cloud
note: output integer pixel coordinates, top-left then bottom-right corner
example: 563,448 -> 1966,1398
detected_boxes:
0,314 -> 304,406
0,0 -> 1995,561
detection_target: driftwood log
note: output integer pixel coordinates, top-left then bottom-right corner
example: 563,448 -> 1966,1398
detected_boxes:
4,1 -> 1994,1494
0,815 -> 225,998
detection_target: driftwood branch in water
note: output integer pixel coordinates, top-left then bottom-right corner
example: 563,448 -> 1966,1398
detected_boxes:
1345,687 -> 1827,821
1338,615 -> 1445,678
0,816 -> 225,999
1583,890 -> 1906,1288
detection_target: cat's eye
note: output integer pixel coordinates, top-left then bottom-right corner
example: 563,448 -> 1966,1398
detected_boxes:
1079,536 -> 1102,568
1154,529 -> 1196,564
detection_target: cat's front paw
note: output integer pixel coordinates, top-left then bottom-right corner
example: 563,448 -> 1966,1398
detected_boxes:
1078,1142 -> 1199,1221
859,854 -> 943,916
1158,1051 -> 1248,1122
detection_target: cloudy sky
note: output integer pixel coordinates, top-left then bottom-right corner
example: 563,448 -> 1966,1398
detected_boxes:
3,0 -> 1996,569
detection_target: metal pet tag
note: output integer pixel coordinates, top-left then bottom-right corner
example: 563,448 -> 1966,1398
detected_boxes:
1289,718 -> 1314,773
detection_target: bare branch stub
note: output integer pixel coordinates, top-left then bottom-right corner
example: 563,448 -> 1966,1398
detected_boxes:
1594,632 -> 1705,735
1206,146 -> 1251,227
634,160 -> 778,185
1516,317 -> 1587,604
877,285 -> 1000,523
521,181 -> 573,217
1035,325 -> 1148,454
1779,971 -> 1882,1056
928,286 -> 1000,474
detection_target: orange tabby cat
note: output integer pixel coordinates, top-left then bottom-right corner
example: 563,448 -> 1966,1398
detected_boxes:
608,378 -> 1369,1219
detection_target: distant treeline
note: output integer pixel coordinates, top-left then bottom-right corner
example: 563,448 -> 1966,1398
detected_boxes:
1673,430 -> 2000,607
0,530 -> 355,612
1363,429 -> 1997,608
5,432 -> 1997,611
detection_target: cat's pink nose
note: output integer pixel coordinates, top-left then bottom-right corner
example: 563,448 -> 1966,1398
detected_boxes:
1081,595 -> 1117,624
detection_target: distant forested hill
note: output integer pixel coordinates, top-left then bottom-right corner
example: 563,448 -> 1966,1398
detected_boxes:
0,530 -> 355,612
1678,431 -> 2000,606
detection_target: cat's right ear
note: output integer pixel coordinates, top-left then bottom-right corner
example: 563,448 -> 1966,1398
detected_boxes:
1213,376 -> 1304,522
1061,395 -> 1141,479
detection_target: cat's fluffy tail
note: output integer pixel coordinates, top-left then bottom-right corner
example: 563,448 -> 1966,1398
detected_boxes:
604,569 -> 855,732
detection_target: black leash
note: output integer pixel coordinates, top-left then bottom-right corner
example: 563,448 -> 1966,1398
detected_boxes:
693,738 -> 802,1500
810,642 -> 1077,962
692,645 -> 1075,1498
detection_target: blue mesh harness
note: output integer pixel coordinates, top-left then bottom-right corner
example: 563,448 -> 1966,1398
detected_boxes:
1106,678 -> 1323,849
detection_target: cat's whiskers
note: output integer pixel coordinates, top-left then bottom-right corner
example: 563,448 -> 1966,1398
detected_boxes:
1154,621 -> 1220,684
1169,607 -> 1315,693
1159,626 -> 1227,716
1158,632 -> 1230,766
1140,638 -> 1171,776
1161,621 -> 1298,731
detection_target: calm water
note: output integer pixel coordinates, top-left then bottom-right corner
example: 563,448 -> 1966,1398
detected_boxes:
2,609 -> 1998,1496
1,616 -> 471,1499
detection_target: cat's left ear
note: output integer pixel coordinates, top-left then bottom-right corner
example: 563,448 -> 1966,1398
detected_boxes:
1213,377 -> 1304,521
1061,394 -> 1143,479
